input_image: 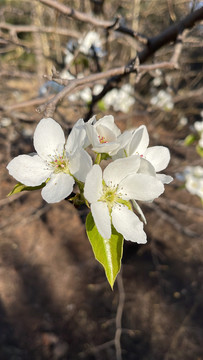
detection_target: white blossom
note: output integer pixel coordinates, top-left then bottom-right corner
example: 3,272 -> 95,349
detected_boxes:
114,125 -> 173,185
184,166 -> 203,201
79,31 -> 102,56
85,115 -> 131,156
103,84 -> 135,113
7,118 -> 92,203
150,89 -> 174,111
84,156 -> 165,242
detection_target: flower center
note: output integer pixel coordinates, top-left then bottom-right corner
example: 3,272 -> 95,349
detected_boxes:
49,152 -> 70,174
99,182 -> 118,211
99,181 -> 132,212
98,135 -> 108,144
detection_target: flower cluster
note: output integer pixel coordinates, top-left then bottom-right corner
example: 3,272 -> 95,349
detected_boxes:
150,89 -> 174,112
7,115 -> 172,245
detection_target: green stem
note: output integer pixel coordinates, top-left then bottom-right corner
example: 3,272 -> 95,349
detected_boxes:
95,153 -> 102,164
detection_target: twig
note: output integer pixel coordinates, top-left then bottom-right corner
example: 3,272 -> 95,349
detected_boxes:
36,61 -> 176,118
39,0 -> 148,43
114,270 -> 125,360
170,29 -> 189,67
0,22 -> 80,38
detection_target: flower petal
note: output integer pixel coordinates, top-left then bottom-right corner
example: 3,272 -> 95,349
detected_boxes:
7,154 -> 52,186
66,118 -> 89,154
127,125 -> 149,156
84,164 -> 103,203
138,158 -> 156,177
95,115 -> 121,137
96,124 -> 117,142
91,201 -> 111,239
34,118 -> 65,161
41,173 -> 74,203
132,200 -> 147,224
103,155 -> 140,187
111,204 -> 147,243
92,142 -> 120,155
86,122 -> 100,147
69,149 -> 92,182
119,173 -> 164,201
157,173 -> 173,184
145,146 -> 170,172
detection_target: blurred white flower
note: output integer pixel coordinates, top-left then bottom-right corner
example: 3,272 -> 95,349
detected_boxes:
194,120 -> 203,148
79,31 -> 102,56
179,116 -> 188,127
150,89 -> 174,111
103,84 -> 135,113
194,120 -> 203,133
184,166 -> 203,201
64,50 -> 74,66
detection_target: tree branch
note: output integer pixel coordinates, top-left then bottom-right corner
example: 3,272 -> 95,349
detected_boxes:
39,0 -> 148,43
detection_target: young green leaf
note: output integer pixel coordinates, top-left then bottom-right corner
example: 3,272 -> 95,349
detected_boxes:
86,212 -> 124,289
184,134 -> 196,146
196,145 -> 203,158
7,182 -> 46,197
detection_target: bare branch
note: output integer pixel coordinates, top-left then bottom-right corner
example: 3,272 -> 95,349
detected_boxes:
39,0 -> 148,43
0,22 -> 80,38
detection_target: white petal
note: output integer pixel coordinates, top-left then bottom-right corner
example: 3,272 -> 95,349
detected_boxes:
145,146 -> 170,172
92,142 -> 120,155
103,155 -> 140,187
95,115 -> 121,137
66,118 -> 89,154
7,154 -> 52,186
111,204 -> 147,243
138,158 -> 156,177
86,122 -> 100,147
132,200 -> 147,224
127,125 -> 149,156
119,173 -> 164,201
91,201 -> 111,239
87,115 -> 96,125
69,149 -> 92,182
110,131 -> 133,158
41,173 -> 74,203
157,173 -> 173,184
84,165 -> 103,203
34,118 -> 65,161
96,124 -> 117,142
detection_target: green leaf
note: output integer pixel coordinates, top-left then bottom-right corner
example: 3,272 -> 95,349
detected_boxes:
196,145 -> 203,158
184,134 -> 196,146
7,182 -> 46,196
86,212 -> 124,289
97,100 -> 106,111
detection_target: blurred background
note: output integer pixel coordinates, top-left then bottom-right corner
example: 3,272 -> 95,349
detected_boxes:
0,0 -> 203,359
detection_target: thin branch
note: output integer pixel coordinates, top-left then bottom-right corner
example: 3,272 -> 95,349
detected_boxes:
114,270 -> 125,360
0,22 -> 80,38
36,61 -> 176,117
39,0 -> 148,43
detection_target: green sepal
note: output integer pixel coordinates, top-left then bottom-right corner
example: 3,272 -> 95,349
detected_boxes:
86,212 -> 124,289
7,182 -> 46,196
184,134 -> 196,146
196,145 -> 203,158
